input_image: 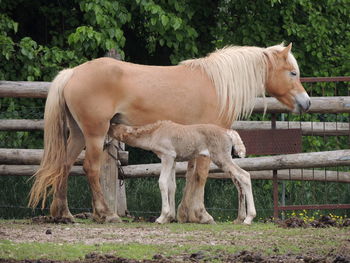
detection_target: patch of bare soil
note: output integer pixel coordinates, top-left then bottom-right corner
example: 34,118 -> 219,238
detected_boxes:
1,215 -> 350,263
1,250 -> 350,263
31,216 -> 75,224
276,216 -> 350,228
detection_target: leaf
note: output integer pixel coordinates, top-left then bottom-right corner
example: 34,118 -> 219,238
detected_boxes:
175,32 -> 183,41
161,15 -> 169,27
159,39 -> 164,46
150,17 -> 157,26
115,28 -> 123,39
95,34 -> 102,44
13,22 -> 18,33
173,18 -> 182,30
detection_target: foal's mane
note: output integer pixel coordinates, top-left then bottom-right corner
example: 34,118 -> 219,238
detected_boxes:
181,44 -> 287,124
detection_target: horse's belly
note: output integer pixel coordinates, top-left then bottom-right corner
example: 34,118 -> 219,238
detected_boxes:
121,87 -> 221,126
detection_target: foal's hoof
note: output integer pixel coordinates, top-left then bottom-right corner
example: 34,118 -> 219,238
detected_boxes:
243,217 -> 254,225
105,214 -> 122,223
155,218 -> 167,224
93,213 -> 122,223
155,215 -> 174,224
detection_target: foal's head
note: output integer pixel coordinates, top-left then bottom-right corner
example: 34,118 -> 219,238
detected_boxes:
109,124 -> 133,142
265,43 -> 311,113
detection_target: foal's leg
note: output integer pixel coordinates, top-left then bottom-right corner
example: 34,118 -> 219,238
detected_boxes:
50,115 -> 85,220
232,179 -> 247,224
177,156 -> 214,224
168,162 -> 177,220
215,157 -> 256,225
156,157 -> 175,224
83,134 -> 121,223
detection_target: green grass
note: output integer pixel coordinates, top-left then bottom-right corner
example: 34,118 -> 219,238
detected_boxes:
0,221 -> 349,261
0,240 -> 163,261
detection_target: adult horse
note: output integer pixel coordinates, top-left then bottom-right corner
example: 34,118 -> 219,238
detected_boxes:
29,43 -> 311,223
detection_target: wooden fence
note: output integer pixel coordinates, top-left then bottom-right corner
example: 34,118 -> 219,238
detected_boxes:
1,79 -> 350,218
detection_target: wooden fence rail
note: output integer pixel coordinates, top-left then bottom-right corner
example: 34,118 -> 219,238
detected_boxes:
1,150 -> 349,181
1,149 -> 348,171
121,149 -> 350,174
1,119 -> 349,136
2,165 -> 349,183
1,81 -> 350,113
0,148 -> 128,166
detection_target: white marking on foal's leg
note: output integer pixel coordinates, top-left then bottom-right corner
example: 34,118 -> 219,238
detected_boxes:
156,156 -> 175,224
168,162 -> 177,221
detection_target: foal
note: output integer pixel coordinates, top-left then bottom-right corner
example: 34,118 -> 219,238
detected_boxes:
109,120 -> 256,225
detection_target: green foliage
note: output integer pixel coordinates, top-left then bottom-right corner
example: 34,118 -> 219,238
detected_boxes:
214,0 -> 349,82
128,0 -> 199,63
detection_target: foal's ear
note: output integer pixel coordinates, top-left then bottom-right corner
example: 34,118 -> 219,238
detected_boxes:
279,42 -> 292,60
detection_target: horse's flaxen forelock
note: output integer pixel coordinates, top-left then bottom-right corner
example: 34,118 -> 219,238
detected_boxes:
180,43 -> 290,124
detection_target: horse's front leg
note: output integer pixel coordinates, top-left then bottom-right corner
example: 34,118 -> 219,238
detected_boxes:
83,136 -> 121,223
156,156 -> 175,224
177,156 -> 215,224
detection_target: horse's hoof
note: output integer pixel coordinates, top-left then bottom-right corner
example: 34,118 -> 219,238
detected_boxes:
207,219 -> 217,225
199,212 -> 216,224
233,218 -> 244,224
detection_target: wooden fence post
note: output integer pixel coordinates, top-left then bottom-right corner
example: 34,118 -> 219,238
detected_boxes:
99,138 -> 127,216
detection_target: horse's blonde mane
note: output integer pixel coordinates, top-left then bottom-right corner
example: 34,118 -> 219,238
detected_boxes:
180,44 -> 290,124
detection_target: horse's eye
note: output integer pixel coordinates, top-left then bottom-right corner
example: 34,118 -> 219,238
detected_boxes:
290,71 -> 297,76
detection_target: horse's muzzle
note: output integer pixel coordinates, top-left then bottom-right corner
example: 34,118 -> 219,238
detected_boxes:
294,92 -> 311,113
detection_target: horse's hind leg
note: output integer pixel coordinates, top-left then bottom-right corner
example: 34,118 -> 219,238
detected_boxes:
83,134 -> 121,223
50,114 -> 85,220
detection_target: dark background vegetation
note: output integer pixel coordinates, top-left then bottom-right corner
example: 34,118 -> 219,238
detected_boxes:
0,0 -> 349,220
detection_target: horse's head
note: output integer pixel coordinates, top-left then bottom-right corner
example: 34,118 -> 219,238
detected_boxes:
265,43 -> 311,113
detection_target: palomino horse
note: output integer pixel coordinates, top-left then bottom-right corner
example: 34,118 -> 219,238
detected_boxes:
29,43 -> 311,223
109,120 -> 251,224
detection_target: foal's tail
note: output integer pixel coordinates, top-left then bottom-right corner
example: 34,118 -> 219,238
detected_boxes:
28,68 -> 74,209
227,130 -> 246,158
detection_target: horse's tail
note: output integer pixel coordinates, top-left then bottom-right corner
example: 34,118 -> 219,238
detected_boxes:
227,130 -> 246,158
28,68 -> 74,209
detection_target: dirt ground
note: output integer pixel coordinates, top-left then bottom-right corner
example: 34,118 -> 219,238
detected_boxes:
1,215 -> 350,263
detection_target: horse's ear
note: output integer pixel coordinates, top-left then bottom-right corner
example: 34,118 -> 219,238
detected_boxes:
279,43 -> 292,60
